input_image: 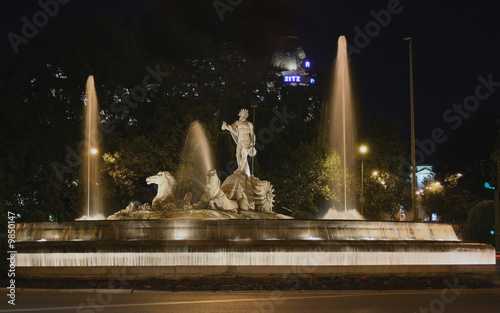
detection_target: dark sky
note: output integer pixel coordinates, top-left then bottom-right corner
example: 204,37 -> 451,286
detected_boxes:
2,0 -> 500,163
287,1 -> 500,146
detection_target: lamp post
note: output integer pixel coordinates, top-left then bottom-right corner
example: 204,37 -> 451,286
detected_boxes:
360,145 -> 368,216
404,36 -> 419,221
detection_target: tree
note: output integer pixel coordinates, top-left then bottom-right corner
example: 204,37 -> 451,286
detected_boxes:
100,43 -> 268,208
420,173 -> 475,224
357,114 -> 411,219
418,110 -> 500,224
439,108 -> 499,202
462,200 -> 495,245
269,141 -> 343,219
0,19 -> 151,221
362,170 -> 410,220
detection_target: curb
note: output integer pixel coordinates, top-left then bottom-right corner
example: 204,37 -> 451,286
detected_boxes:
20,288 -> 133,293
18,287 -> 500,294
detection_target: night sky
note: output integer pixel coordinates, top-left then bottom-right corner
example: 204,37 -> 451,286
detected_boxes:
2,0 -> 500,164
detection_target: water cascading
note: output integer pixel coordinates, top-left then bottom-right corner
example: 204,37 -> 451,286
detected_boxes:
176,121 -> 214,202
15,220 -> 496,267
82,75 -> 102,219
326,35 -> 357,213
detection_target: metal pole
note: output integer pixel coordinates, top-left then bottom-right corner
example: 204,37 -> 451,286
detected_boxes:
87,103 -> 91,220
361,155 -> 364,216
496,160 -> 500,252
405,37 -> 419,221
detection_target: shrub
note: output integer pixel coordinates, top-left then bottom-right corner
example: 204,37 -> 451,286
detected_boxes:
461,200 -> 495,245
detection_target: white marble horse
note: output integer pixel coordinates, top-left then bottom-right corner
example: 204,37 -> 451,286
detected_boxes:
146,171 -> 176,210
195,169 -> 238,212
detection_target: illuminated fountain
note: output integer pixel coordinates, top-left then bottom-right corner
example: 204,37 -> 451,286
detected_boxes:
176,121 -> 215,202
15,220 -> 495,275
81,75 -> 103,220
324,35 -> 356,214
14,50 -> 496,279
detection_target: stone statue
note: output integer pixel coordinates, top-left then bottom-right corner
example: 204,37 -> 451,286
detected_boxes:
106,111 -> 280,219
146,171 -> 176,210
221,173 -> 275,212
108,168 -> 281,219
194,169 -> 239,212
222,109 -> 256,176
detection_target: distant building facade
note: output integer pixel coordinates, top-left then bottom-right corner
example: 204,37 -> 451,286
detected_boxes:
268,36 -> 315,87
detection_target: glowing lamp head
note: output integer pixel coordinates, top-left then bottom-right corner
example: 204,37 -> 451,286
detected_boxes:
360,146 -> 368,153
90,148 -> 98,155
372,171 -> 378,176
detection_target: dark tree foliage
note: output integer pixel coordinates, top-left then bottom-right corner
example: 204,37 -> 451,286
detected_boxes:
357,114 -> 411,219
1,6 -> 412,221
462,200 -> 495,245
0,18 -> 150,221
420,109 -> 499,224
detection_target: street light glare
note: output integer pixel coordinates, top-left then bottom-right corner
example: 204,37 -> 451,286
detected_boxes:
360,146 -> 367,153
372,171 -> 378,176
91,148 -> 98,155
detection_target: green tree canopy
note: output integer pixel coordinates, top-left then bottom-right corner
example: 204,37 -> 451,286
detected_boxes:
462,200 -> 495,245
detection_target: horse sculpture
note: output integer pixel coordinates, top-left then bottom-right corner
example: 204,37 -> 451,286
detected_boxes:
146,171 -> 176,210
194,169 -> 239,212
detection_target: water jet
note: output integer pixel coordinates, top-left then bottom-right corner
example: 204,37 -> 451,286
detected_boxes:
82,75 -> 102,220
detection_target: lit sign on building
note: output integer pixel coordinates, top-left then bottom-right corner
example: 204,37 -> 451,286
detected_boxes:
284,75 -> 301,83
305,61 -> 311,68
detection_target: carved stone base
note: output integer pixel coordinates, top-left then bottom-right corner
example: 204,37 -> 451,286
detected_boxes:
221,172 -> 274,212
107,209 -> 291,220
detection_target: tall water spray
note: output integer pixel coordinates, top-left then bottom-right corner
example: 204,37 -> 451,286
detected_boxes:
82,75 -> 102,219
176,121 -> 214,202
326,36 -> 357,213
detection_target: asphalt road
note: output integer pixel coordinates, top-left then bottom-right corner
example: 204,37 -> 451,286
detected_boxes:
2,289 -> 500,313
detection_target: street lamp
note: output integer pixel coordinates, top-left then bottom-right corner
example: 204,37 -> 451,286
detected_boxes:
359,145 -> 368,216
404,36 -> 419,221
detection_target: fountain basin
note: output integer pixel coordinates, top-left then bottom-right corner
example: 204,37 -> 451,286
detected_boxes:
15,220 -> 495,278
